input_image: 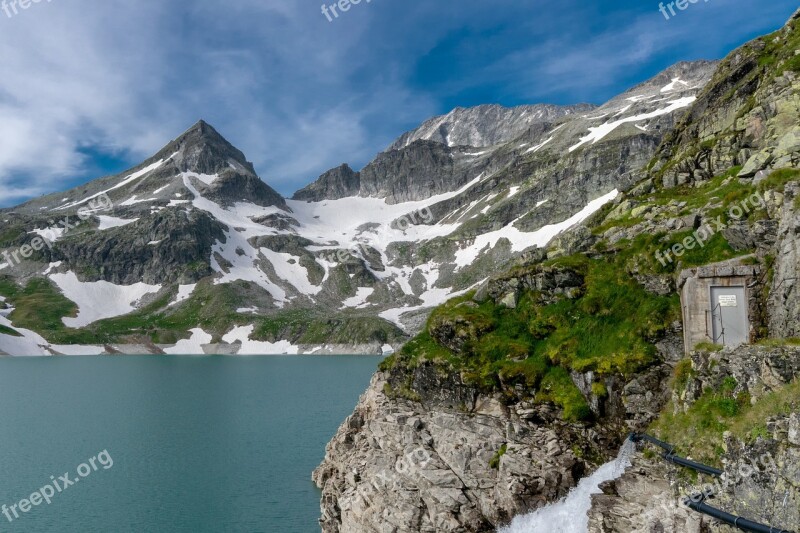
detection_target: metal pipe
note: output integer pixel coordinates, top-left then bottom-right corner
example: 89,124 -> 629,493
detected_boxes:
684,498 -> 794,533
628,432 -> 675,453
663,451 -> 723,477
628,434 -> 722,476
629,434 -> 793,532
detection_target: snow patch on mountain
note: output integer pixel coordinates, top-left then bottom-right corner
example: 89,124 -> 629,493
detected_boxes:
660,77 -> 688,92
31,226 -> 66,242
569,97 -> 696,152
171,284 -> 197,306
260,248 -> 323,296
0,308 -> 103,356
342,287 -> 375,309
119,196 -> 159,207
57,156 -> 174,211
222,325 -> 300,354
49,272 -> 162,328
97,215 -> 139,230
163,328 -> 213,355
454,190 -> 619,268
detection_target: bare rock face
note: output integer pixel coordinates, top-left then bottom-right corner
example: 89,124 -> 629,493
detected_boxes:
313,369 -> 623,533
587,459 -> 703,533
679,345 -> 800,410
292,164 -> 360,202
769,182 -> 800,338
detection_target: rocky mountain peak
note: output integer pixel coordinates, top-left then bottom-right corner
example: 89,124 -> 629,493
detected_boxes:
293,163 -> 360,201
155,119 -> 258,178
604,60 -> 719,108
139,119 -> 287,209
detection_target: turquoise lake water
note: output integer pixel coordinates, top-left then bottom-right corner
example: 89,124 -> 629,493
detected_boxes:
0,355 -> 379,533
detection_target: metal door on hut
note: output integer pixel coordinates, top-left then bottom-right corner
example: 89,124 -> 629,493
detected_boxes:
709,286 -> 749,348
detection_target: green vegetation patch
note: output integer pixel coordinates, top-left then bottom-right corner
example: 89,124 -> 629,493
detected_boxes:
385,255 -> 679,421
757,18 -> 800,74
652,373 -> 800,467
5,278 -> 83,339
0,276 -> 21,299
758,168 -> 800,195
0,324 -> 21,337
489,443 -> 508,469
597,167 -> 759,275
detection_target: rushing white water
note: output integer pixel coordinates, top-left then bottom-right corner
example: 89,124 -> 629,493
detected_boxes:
499,440 -> 635,533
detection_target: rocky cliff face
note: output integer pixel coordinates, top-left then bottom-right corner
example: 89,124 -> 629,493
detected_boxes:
313,367 -> 629,533
769,181 -> 800,338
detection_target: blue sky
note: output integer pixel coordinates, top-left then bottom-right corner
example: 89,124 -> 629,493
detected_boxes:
0,0 -> 797,206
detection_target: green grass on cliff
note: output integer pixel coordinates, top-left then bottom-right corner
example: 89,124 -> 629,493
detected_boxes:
532,257 -> 679,374
382,255 -> 680,421
651,370 -> 800,466
593,168 -> 758,275
758,168 -> 800,194
757,17 -> 800,75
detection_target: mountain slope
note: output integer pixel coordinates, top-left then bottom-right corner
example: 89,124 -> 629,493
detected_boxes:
0,61 -> 717,356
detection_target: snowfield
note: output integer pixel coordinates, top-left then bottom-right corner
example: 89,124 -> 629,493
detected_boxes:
569,97 -> 696,152
49,272 -> 162,328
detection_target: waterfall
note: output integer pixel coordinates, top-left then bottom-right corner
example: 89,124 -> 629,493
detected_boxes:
498,439 -> 635,533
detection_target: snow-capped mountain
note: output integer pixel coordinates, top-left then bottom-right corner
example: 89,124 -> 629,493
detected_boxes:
387,103 -> 596,151
0,60 -> 717,356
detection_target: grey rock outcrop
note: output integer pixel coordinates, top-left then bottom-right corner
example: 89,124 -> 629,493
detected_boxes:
293,164 -> 360,201
588,344 -> 800,533
587,459 -> 703,533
